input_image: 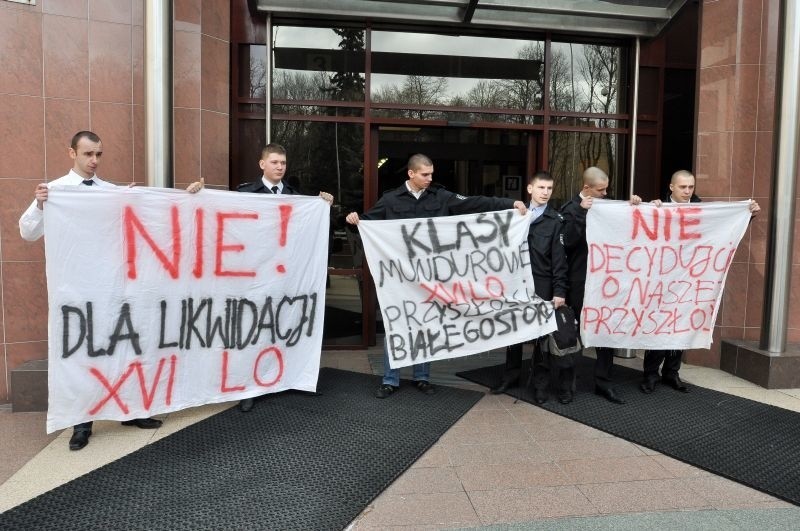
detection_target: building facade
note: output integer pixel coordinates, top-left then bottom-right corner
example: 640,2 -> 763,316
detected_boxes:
0,0 -> 795,404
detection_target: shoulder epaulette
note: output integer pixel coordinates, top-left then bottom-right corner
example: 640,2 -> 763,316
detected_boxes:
236,181 -> 261,192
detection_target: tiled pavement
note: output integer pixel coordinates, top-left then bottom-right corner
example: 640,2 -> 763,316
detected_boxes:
2,348 -> 800,529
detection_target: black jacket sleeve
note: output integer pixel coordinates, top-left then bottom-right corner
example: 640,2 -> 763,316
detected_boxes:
444,191 -> 516,215
560,197 -> 586,255
360,194 -> 389,221
550,218 -> 569,299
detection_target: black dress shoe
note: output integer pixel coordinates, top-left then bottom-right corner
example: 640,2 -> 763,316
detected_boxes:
375,384 -> 397,399
640,380 -> 656,394
489,379 -> 516,395
662,376 -> 689,392
534,388 -> 548,405
595,386 -> 626,404
68,429 -> 91,451
121,417 -> 163,429
415,380 -> 436,395
238,398 -> 255,412
557,390 -> 573,404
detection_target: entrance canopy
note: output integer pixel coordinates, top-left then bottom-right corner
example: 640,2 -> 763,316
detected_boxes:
255,0 -> 688,38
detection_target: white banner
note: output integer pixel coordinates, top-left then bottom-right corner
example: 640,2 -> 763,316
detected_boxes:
44,186 -> 329,433
359,211 -> 557,369
582,199 -> 751,350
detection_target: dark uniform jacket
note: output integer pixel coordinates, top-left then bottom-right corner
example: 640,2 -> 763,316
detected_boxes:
559,193 -> 590,311
361,183 -> 515,221
237,178 -> 300,195
528,205 -> 568,301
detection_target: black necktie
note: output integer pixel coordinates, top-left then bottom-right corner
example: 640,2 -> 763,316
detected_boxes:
271,186 -> 279,194
81,179 -> 94,186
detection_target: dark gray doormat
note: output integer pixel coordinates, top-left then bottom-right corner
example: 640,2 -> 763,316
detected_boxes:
0,368 -> 482,531
457,357 -> 800,507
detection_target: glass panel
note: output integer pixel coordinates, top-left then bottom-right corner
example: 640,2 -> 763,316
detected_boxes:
238,103 -> 267,115
549,116 -> 626,129
549,42 -> 627,114
272,104 -> 363,117
371,107 -> 542,124
370,32 -> 544,111
273,26 -> 366,102
271,120 -> 365,268
239,45 -> 267,99
548,132 -> 624,206
323,274 -> 364,346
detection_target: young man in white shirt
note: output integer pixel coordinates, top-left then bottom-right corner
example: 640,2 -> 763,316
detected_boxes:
19,130 -> 200,450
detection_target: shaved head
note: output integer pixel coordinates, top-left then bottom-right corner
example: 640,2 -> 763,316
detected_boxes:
669,170 -> 696,203
581,167 -> 609,199
408,153 -> 433,171
582,167 -> 608,187
670,170 -> 694,184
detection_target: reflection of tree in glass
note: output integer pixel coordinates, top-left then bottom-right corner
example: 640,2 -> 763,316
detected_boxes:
497,42 -> 544,116
580,45 -> 619,114
549,46 -> 573,111
273,69 -> 329,102
548,46 -> 582,201
548,44 -> 622,200
578,45 -> 619,176
371,42 -> 544,120
249,57 -> 267,98
320,29 -> 365,216
272,29 -> 366,235
373,75 -> 449,120
464,80 -> 503,108
323,28 -> 365,102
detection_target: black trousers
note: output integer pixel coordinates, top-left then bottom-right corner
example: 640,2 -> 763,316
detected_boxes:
573,300 -> 616,392
593,347 -> 616,392
642,350 -> 683,382
502,341 -> 574,392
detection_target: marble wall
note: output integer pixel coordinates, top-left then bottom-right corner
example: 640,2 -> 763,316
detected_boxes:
0,0 -> 230,403
686,0 -> 781,366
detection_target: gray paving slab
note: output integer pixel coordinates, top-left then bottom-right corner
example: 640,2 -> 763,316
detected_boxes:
452,507 -> 800,530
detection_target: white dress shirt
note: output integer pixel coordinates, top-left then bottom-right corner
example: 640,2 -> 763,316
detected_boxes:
261,177 -> 283,194
18,169 -> 115,241
405,181 -> 423,199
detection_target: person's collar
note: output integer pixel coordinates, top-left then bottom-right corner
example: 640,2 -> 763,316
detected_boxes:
70,169 -> 94,180
405,181 -> 424,198
405,181 -> 419,193
69,169 -> 96,183
668,194 -> 688,204
578,191 -> 590,200
262,176 -> 283,191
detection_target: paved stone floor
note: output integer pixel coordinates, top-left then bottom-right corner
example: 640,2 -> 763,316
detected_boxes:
2,348 -> 800,529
